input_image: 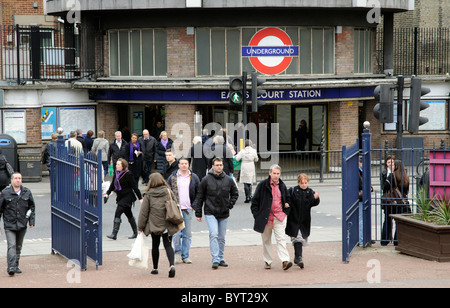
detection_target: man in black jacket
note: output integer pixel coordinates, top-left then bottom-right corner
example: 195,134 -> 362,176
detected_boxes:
0,173 -> 35,276
251,164 -> 292,271
107,131 -> 128,171
138,129 -> 156,185
193,157 -> 239,269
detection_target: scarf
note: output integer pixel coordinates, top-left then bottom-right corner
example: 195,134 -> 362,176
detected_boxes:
114,169 -> 127,191
129,142 -> 141,162
161,138 -> 168,149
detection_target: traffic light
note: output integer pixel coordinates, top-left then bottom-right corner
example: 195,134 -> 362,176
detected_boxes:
373,84 -> 394,123
229,76 -> 244,105
251,72 -> 266,113
407,77 -> 430,133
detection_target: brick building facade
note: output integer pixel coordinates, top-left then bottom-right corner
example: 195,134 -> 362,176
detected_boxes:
0,0 -> 449,170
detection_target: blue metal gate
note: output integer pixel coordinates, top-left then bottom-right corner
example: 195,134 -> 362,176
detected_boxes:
49,136 -> 102,270
341,127 -> 372,262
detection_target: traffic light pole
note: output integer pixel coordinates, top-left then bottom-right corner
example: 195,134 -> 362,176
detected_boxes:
242,71 -> 248,127
396,75 -> 404,148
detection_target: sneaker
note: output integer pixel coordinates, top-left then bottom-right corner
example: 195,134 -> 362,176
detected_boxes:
15,267 -> 22,274
7,267 -> 15,276
219,261 -> 228,267
282,261 -> 293,271
212,262 -> 219,269
264,262 -> 271,270
182,258 -> 192,264
175,254 -> 182,264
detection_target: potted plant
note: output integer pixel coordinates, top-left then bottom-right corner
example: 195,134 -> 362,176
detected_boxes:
391,188 -> 450,262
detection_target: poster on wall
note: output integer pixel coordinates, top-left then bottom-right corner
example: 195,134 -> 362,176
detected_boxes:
41,107 -> 57,140
58,107 -> 96,137
3,109 -> 26,144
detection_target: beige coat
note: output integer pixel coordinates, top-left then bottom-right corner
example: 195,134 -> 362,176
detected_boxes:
236,146 -> 258,184
138,185 -> 178,236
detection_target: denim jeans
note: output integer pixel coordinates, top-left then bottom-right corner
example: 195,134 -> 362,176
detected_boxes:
173,208 -> 193,260
204,215 -> 228,264
5,228 -> 27,270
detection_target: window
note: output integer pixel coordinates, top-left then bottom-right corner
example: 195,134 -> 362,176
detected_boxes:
109,29 -> 167,76
196,27 -> 335,76
354,29 -> 373,73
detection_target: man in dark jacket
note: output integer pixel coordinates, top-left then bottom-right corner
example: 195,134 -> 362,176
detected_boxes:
0,172 -> 35,276
138,129 -> 156,184
107,131 -> 128,171
251,164 -> 292,271
193,157 -> 239,269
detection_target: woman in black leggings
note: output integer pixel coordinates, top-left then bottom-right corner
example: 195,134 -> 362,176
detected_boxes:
138,173 -> 179,278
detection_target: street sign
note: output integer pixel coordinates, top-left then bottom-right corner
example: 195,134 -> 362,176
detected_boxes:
242,27 -> 299,75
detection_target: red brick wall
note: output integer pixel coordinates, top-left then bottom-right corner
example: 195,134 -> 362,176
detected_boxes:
167,28 -> 195,77
335,27 -> 354,75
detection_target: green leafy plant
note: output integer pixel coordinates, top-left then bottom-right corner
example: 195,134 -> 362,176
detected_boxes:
415,187 -> 435,222
433,195 -> 450,225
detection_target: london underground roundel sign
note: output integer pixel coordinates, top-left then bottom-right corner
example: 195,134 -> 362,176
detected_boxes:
242,27 -> 299,75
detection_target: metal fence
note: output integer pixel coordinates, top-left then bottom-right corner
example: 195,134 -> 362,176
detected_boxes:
50,137 -> 103,270
377,27 -> 450,75
0,24 -> 102,83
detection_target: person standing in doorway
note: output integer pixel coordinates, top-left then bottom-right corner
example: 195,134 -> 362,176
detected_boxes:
0,173 -> 35,276
193,157 -> 239,269
296,120 -> 308,152
167,157 -> 200,264
138,129 -> 156,185
251,164 -> 292,270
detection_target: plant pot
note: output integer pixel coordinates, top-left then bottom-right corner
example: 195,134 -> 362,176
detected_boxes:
390,214 -> 450,262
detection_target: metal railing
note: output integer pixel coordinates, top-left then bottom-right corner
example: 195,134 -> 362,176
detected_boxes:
377,27 -> 450,75
0,24 -> 102,83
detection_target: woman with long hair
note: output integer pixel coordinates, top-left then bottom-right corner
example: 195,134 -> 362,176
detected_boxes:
138,172 -> 179,278
381,155 -> 410,246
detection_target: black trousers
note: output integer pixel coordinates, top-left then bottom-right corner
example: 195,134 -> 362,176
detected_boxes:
151,233 -> 174,269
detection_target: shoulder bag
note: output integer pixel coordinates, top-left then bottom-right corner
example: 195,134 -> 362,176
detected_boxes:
165,189 -> 184,225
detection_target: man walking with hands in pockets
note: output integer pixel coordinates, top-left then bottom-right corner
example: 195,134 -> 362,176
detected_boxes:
251,164 -> 292,270
193,157 -> 239,269
0,172 -> 35,276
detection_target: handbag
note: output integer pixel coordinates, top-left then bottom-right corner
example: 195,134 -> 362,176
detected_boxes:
381,174 -> 411,213
165,189 -> 184,225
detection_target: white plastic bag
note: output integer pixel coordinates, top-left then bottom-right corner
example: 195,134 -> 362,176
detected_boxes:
127,233 -> 149,269
102,181 -> 111,197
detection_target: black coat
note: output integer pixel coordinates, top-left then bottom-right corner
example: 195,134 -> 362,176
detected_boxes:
193,169 -> 239,219
250,177 -> 291,233
155,138 -> 173,174
138,136 -> 156,161
107,140 -> 129,167
107,170 -> 142,207
285,186 -> 320,238
0,185 -> 35,231
188,143 -> 208,181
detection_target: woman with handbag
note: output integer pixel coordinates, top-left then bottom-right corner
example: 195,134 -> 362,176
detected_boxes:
381,155 -> 410,246
105,158 -> 143,240
138,172 -> 179,278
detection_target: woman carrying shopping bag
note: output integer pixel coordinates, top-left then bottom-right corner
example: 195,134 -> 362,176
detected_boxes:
138,172 -> 179,278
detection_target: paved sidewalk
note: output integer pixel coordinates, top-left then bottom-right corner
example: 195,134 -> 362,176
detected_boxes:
2,241 -> 450,288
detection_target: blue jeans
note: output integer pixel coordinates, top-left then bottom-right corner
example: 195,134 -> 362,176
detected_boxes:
204,215 -> 228,264
173,208 -> 193,260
